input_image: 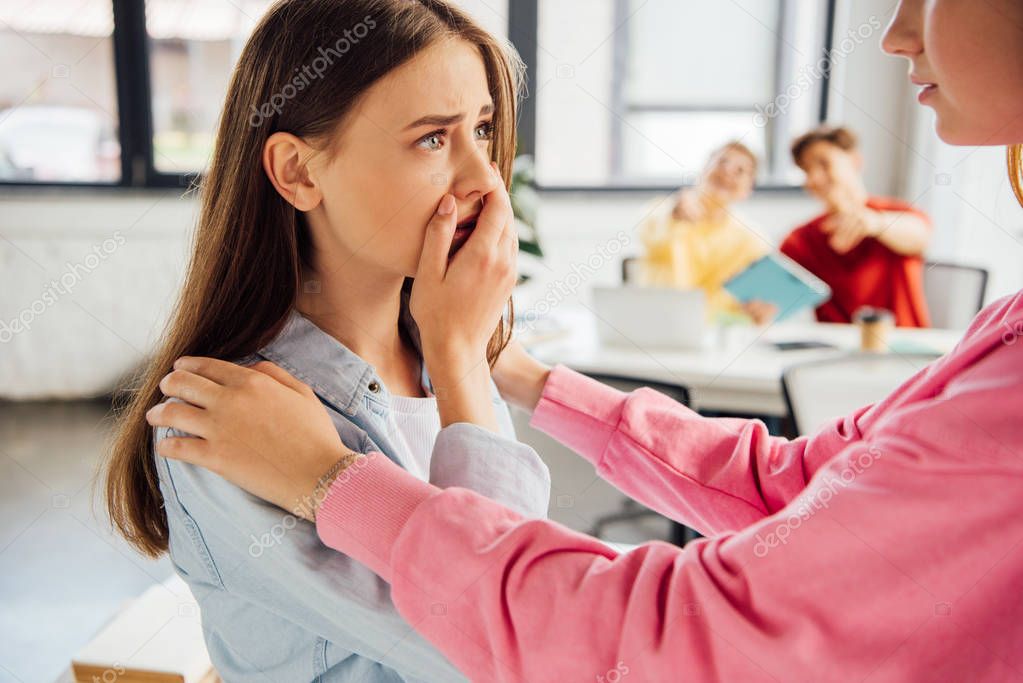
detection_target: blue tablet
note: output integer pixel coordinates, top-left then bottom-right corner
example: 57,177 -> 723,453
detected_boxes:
724,254 -> 832,321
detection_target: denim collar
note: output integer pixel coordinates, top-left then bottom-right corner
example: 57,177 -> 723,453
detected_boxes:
256,309 -> 388,417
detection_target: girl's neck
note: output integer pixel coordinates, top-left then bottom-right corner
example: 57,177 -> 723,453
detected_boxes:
295,255 -> 425,398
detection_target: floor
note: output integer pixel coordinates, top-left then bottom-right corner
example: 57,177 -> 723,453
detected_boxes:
0,400 -> 174,683
0,400 -> 670,683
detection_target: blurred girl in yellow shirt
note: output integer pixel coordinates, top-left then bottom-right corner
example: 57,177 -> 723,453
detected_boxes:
639,141 -> 776,324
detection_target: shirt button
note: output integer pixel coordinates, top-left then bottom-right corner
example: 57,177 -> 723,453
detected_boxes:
367,380 -> 381,393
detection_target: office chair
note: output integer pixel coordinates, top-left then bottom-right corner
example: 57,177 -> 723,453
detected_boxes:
782,353 -> 940,436
923,261 -> 988,329
585,373 -> 700,547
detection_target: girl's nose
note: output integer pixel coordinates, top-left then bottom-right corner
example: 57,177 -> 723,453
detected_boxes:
881,2 -> 923,57
452,148 -> 499,201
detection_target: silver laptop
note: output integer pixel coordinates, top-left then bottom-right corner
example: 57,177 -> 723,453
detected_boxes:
591,286 -> 707,350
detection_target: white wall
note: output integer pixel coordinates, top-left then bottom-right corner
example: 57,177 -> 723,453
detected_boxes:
534,0 -> 618,186
0,191 -> 192,398
826,0 -> 916,198
450,0 -> 509,39
905,131 -> 1023,302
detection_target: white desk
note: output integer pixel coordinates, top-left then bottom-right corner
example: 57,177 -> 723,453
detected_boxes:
524,308 -> 964,417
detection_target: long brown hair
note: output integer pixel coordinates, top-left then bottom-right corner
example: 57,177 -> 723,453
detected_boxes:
105,0 -> 523,558
1009,144 -> 1023,208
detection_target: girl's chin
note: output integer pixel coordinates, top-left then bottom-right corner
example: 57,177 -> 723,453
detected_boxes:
932,111 -> 1018,148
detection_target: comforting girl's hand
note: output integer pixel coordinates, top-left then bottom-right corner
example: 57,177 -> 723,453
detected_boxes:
146,357 -> 355,521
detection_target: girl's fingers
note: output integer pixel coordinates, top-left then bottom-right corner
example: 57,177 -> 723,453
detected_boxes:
155,435 -> 211,468
250,360 -> 313,396
159,369 -> 222,408
470,164 -> 512,249
146,400 -> 211,439
417,193 -> 457,281
498,220 -> 518,270
174,356 -> 253,387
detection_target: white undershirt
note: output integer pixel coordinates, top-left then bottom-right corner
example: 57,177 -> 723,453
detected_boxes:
385,394 -> 442,482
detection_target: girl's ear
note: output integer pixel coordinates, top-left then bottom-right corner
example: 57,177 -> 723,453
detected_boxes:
262,132 -> 323,212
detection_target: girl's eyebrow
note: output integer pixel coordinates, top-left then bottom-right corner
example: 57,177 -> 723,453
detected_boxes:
403,103 -> 495,130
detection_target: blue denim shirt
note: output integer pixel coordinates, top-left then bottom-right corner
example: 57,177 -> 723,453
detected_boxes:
154,310 -> 551,681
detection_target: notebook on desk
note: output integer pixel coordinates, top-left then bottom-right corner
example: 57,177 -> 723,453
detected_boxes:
724,253 -> 831,321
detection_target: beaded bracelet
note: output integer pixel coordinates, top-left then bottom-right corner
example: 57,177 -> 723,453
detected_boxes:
310,450 -> 361,522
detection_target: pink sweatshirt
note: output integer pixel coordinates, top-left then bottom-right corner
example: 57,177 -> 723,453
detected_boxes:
316,292 -> 1023,682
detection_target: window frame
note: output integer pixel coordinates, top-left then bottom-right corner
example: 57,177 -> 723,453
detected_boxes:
0,0 -> 200,190
517,0 -> 838,193
0,0 -> 836,192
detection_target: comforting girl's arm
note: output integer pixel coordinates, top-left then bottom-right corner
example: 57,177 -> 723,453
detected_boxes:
316,349 -> 1023,682
528,366 -> 865,535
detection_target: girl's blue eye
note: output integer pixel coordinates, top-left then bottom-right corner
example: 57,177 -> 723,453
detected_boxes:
475,121 -> 494,140
418,132 -> 444,151
416,122 -> 493,151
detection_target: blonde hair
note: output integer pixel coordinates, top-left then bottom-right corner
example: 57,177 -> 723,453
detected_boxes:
1009,144 -> 1023,208
714,140 -> 758,168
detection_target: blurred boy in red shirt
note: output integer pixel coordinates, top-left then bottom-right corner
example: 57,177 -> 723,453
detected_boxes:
781,126 -> 932,327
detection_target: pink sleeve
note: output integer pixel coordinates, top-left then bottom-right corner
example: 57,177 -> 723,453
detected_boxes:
530,365 -> 861,534
316,340 -> 1023,681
